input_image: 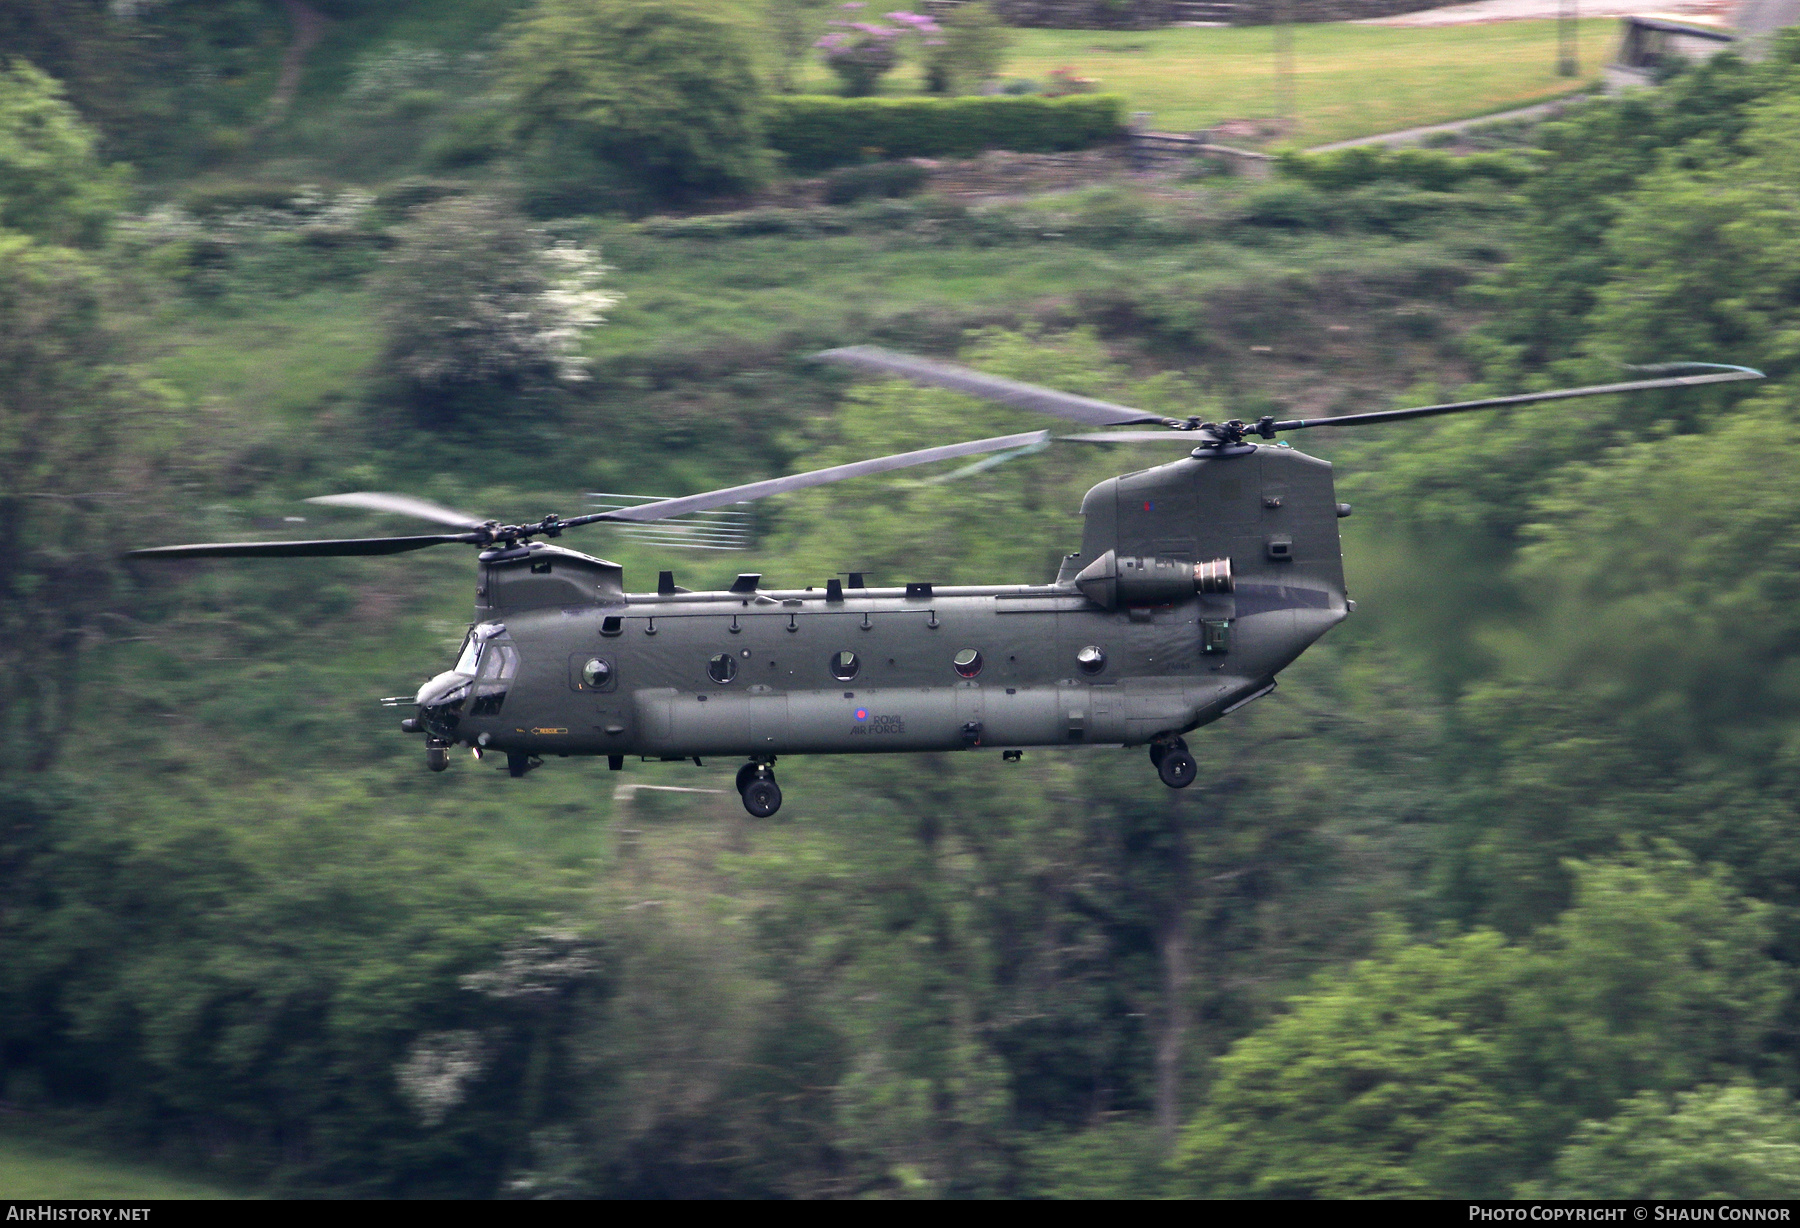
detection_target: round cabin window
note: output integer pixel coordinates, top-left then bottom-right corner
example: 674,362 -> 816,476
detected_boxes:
582,658 -> 613,688
707,653 -> 738,684
953,648 -> 983,679
830,650 -> 860,681
1076,645 -> 1107,675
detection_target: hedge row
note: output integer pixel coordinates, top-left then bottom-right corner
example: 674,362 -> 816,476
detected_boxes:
1276,146 -> 1534,192
765,94 -> 1127,172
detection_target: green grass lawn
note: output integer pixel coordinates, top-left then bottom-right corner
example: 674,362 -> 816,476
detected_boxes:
793,19 -> 1617,146
0,1128 -> 241,1199
147,289 -> 380,425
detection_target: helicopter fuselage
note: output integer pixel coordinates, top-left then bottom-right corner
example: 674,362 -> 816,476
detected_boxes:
415,442 -> 1352,765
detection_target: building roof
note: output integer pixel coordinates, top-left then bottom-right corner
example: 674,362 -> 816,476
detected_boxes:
1624,12 -> 1737,38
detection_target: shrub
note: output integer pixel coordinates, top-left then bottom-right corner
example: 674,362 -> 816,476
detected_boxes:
766,93 -> 1125,171
424,110 -> 509,171
820,160 -> 928,204
502,0 -> 769,204
1278,145 -> 1533,192
1237,180 -> 1330,229
373,196 -> 617,423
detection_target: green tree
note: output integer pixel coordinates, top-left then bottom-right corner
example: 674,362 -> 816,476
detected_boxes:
1177,926 -> 1528,1198
502,0 -> 768,206
1525,1083 -> 1800,1199
1583,87 -> 1800,382
1176,852 -> 1783,1198
2,776 -> 587,1195
924,3 -> 1009,96
0,235 -> 131,773
0,59 -> 127,246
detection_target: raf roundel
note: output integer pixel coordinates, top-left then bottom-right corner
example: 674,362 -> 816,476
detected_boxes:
854,708 -> 869,722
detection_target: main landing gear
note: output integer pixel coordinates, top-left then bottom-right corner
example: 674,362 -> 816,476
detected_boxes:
1150,737 -> 1197,789
736,758 -> 782,818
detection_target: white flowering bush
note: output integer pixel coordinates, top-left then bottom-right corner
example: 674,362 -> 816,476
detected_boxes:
373,195 -> 619,418
344,44 -> 453,107
535,242 -> 617,382
395,1029 -> 489,1127
115,184 -> 375,247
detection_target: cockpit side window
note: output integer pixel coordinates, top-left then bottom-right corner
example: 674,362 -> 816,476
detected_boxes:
470,643 -> 520,716
454,622 -> 507,677
455,633 -> 483,676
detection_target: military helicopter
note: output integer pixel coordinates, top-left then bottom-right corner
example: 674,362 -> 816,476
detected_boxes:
129,350 -> 1762,817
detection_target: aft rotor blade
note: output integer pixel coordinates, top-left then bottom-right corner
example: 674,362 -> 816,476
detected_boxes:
305,491 -> 491,529
921,434 -> 1054,484
816,346 -> 1177,428
127,534 -> 480,559
577,430 -> 1052,525
1271,365 -> 1765,433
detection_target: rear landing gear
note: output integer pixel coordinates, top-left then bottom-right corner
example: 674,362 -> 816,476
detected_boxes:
1151,738 -> 1197,789
737,758 -> 781,818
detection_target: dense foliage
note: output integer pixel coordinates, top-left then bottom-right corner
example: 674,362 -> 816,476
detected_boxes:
372,195 -> 617,425
502,0 -> 770,206
9,9 -> 1800,1200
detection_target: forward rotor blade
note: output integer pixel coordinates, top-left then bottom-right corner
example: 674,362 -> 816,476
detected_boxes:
817,346 -> 1176,429
305,492 -> 491,529
127,534 -> 480,560
1057,431 -> 1205,444
581,430 -> 1052,525
1272,365 -> 1765,433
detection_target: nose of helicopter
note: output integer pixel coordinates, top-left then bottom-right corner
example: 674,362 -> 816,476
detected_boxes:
412,670 -> 474,748
416,670 -> 469,708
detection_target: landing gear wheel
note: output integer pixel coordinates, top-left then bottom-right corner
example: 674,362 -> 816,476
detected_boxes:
1157,746 -> 1197,789
735,762 -> 760,796
742,776 -> 782,818
1149,742 -> 1170,769
426,742 -> 449,773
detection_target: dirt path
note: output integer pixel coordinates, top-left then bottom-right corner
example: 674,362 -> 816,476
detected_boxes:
258,0 -> 330,130
1360,0 -> 1732,24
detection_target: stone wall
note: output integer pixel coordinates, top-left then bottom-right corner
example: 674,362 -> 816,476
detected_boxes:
928,0 -> 1453,30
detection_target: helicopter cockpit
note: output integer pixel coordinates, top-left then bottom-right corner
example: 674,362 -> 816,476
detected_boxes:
416,622 -> 518,742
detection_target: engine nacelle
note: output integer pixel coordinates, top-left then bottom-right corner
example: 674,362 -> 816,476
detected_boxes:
1073,549 -> 1233,609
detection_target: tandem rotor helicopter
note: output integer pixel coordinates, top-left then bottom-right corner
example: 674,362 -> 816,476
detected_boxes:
130,349 -> 1763,817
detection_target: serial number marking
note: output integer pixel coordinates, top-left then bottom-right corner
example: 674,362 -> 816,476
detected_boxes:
850,715 -> 906,735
